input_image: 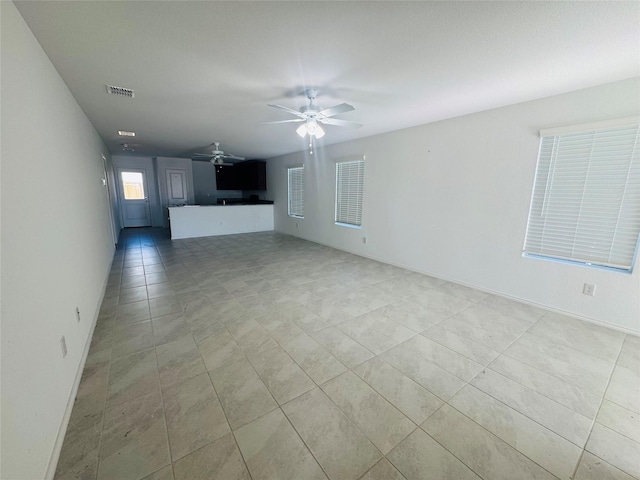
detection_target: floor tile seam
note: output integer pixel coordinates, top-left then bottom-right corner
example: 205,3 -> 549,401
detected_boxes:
146,347 -> 175,474
572,450 -> 592,480
244,346 -> 316,406
582,427 -> 640,480
278,395 -> 378,480
90,351 -> 113,480
523,326 -> 621,366
117,296 -> 151,308
485,305 -> 562,366
479,359 -> 597,425
496,342 -> 611,399
109,343 -> 154,364
349,355 -> 444,417
278,335 -> 350,386
483,350 -> 605,418
582,451 -> 640,480
202,330 -> 280,421
103,348 -> 162,412
600,395 -> 640,417
421,403 -> 564,480
383,424 -> 487,480
576,340 -> 634,479
590,419 -> 640,447
418,323 -> 501,365
405,330 -> 487,378
201,366 -> 235,438
332,319 -> 395,353
356,460 -> 383,480
169,434 -> 243,478
316,371 -> 420,454
386,333 -> 486,387
372,352 -> 463,406
539,311 -> 630,340
453,382 -> 591,449
159,373 -> 231,466
229,428 -> 258,480
317,323 -> 380,359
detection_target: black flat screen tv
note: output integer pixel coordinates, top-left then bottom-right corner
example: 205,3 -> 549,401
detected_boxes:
215,161 -> 266,191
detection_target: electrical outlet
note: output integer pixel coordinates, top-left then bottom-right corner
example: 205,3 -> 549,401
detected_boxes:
60,336 -> 67,358
76,307 -> 81,322
583,283 -> 596,296
363,236 -> 367,244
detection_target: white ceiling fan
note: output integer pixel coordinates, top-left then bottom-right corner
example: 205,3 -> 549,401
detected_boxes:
263,88 -> 363,139
191,142 -> 245,165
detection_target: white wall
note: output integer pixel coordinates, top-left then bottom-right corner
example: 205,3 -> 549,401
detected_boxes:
269,78 -> 640,333
1,3 -> 116,478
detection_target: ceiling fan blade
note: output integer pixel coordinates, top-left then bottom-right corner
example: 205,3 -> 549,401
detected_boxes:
261,119 -> 306,125
192,156 -> 214,161
318,103 -> 355,118
318,117 -> 363,129
223,154 -> 245,161
267,104 -> 305,117
192,153 -> 214,157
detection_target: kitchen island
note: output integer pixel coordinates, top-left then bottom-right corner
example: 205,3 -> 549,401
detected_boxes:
168,204 -> 274,240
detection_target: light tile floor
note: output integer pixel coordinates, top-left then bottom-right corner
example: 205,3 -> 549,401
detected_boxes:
55,228 -> 640,480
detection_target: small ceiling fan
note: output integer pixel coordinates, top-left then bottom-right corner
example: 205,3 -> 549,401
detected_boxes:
263,88 -> 363,139
191,142 -> 245,165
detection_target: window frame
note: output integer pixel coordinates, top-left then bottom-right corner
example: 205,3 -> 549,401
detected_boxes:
335,157 -> 365,228
522,118 -> 640,273
287,165 -> 305,219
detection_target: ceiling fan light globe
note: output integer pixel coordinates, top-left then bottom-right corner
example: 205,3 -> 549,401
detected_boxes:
314,124 -> 325,138
307,120 -> 318,136
296,124 -> 308,137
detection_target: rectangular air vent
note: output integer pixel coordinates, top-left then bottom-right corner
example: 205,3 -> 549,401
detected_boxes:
118,130 -> 136,137
106,85 -> 135,98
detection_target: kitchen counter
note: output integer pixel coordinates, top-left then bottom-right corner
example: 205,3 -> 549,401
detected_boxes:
168,204 -> 274,239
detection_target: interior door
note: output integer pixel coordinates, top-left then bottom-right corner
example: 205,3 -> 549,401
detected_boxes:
166,169 -> 189,205
102,154 -> 117,243
117,168 -> 152,227
163,168 -> 189,227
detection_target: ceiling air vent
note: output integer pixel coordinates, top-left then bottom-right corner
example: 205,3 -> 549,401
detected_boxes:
106,85 -> 135,98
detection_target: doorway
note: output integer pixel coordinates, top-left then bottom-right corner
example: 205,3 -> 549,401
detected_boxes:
117,168 -> 152,227
102,154 -> 117,244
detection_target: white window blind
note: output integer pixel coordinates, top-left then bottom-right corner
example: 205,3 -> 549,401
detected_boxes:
523,123 -> 640,272
288,166 -> 304,218
335,159 -> 364,227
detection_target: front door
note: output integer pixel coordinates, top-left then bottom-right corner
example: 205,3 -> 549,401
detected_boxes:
117,168 -> 151,227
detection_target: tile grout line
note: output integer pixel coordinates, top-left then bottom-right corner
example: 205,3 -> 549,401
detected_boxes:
64,229 -> 637,480
570,333 -> 629,480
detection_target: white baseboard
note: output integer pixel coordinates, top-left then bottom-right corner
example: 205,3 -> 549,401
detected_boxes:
44,255 -> 114,480
283,231 -> 639,336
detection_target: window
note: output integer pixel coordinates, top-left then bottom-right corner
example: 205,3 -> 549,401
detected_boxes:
288,166 -> 304,218
121,171 -> 145,200
523,120 -> 640,272
335,159 -> 364,227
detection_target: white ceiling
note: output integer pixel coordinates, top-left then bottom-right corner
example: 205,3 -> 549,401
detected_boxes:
14,1 -> 640,160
